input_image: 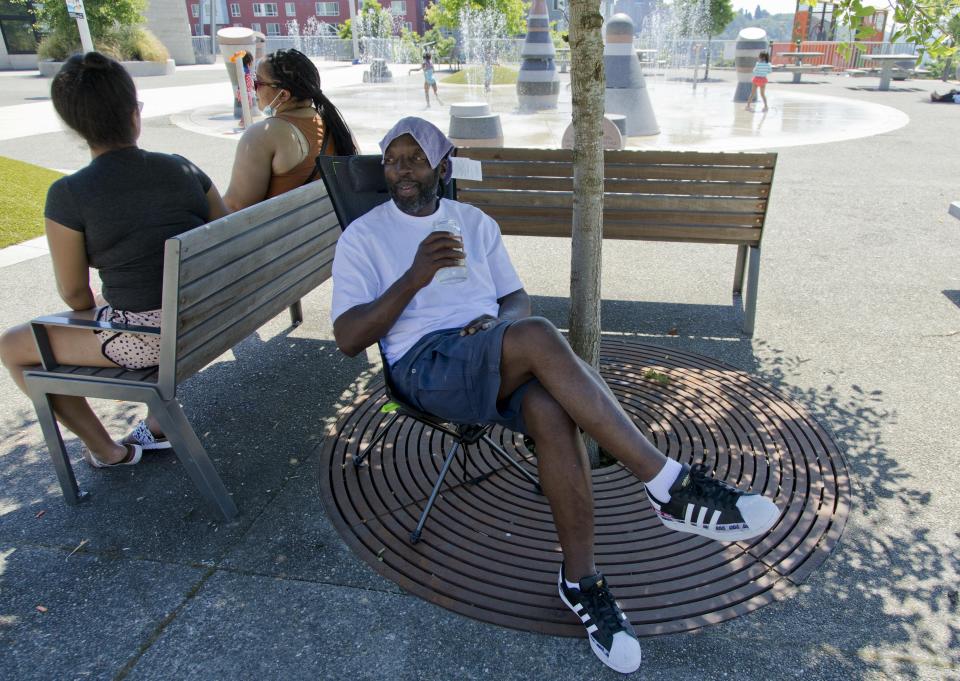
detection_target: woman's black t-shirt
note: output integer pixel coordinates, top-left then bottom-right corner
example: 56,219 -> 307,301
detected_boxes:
44,147 -> 212,312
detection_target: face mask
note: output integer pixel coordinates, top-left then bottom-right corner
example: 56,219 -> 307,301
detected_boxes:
263,91 -> 283,117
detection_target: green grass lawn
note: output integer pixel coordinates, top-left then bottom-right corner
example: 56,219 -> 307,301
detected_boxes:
0,156 -> 63,249
441,65 -> 519,86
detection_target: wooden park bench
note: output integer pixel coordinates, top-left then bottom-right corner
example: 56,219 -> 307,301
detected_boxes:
24,181 -> 340,520
455,147 -> 777,335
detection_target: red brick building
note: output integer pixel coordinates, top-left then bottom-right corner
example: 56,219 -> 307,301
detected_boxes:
185,0 -> 428,36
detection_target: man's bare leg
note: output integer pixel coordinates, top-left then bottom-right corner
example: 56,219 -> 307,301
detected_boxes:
521,382 -> 595,580
499,317 -> 667,481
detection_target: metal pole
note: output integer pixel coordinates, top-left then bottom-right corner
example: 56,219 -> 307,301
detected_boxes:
210,0 -> 218,56
348,0 -> 360,62
65,1 -> 94,53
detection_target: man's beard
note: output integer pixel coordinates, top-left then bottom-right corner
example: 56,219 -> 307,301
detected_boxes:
388,172 -> 440,216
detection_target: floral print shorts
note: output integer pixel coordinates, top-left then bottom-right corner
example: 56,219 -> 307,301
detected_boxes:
94,306 -> 162,370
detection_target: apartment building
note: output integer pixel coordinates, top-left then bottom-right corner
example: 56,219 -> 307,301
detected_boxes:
185,0 -> 428,36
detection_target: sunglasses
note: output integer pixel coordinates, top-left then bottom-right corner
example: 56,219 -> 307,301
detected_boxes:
253,78 -> 281,91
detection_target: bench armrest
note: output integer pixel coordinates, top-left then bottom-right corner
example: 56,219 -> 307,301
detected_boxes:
30,314 -> 161,372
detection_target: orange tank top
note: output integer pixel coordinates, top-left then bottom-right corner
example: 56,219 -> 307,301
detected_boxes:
265,112 -> 335,199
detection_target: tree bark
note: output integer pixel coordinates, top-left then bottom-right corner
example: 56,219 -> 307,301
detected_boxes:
568,0 -> 605,466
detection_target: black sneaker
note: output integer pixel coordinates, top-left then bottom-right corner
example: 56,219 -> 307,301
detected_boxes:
558,565 -> 641,674
648,463 -> 781,541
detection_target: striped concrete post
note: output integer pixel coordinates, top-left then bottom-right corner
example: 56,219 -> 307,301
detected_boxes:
516,0 -> 560,112
734,27 -> 768,102
604,13 -> 659,136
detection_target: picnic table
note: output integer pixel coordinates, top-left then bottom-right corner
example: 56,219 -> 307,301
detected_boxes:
865,53 -> 920,90
780,51 -> 824,83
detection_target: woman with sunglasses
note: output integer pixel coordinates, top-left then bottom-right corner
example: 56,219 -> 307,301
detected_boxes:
223,49 -> 358,211
0,52 -> 227,467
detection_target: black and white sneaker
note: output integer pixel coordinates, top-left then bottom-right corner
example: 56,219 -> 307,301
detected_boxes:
558,565 -> 641,674
648,463 -> 781,541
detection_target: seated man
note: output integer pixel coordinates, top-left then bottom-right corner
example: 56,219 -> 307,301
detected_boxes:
331,117 -> 780,675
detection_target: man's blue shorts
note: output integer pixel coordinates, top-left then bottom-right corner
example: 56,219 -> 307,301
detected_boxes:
388,320 -> 535,434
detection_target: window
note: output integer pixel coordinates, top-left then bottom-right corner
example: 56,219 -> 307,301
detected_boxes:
251,22 -> 262,31
390,1 -> 405,15
266,22 -> 280,35
285,2 -> 296,15
0,17 -> 37,54
193,23 -> 201,35
315,2 -> 339,16
191,4 -> 200,18
230,3 -> 240,17
403,21 -> 412,31
252,3 -> 278,17
0,0 -> 38,55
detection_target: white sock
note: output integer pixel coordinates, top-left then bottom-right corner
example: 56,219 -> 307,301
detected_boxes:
565,578 -> 580,590
644,458 -> 683,502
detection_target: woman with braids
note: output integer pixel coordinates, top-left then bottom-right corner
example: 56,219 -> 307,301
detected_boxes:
224,49 -> 358,211
0,52 -> 227,467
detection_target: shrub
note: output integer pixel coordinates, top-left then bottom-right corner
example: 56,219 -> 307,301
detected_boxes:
106,26 -> 169,62
36,27 -> 80,61
36,24 -> 168,62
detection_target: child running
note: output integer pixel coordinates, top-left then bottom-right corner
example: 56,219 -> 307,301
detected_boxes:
409,52 -> 442,108
747,51 -> 772,111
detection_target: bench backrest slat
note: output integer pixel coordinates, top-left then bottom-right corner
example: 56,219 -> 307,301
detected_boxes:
158,181 -> 337,398
459,176 -> 772,197
464,146 -> 777,167
456,147 -> 776,248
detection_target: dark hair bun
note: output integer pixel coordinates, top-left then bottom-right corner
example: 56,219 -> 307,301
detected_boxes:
81,51 -> 112,69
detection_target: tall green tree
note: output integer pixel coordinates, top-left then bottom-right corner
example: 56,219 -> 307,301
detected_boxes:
338,0 -> 396,39
675,0 -> 735,79
828,0 -> 959,60
424,0 -> 530,36
18,0 -> 145,37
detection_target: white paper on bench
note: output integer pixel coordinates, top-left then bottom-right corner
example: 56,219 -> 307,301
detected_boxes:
450,157 -> 483,181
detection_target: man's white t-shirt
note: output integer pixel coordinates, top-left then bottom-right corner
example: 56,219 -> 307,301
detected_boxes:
331,198 -> 524,365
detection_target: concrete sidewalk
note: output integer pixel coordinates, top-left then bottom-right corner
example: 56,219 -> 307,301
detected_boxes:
0,66 -> 959,680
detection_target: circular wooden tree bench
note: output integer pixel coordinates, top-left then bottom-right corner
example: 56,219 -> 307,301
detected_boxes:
319,339 -> 850,636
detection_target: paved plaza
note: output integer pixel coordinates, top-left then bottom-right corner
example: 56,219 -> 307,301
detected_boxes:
0,60 -> 958,680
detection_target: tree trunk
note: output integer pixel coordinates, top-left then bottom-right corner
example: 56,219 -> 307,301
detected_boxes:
568,0 -> 605,467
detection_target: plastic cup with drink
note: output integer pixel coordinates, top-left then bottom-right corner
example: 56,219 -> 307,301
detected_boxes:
431,218 -> 467,284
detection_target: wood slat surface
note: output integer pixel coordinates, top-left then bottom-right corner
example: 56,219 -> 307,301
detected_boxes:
176,181 -> 330,259
457,175 -> 772,197
460,147 -> 777,168
319,340 -> 848,637
175,253 -> 332,383
459,162 -> 774,183
177,221 -> 340,326
462,188 -> 766,214
452,146 -> 775,248
166,183 -> 340,386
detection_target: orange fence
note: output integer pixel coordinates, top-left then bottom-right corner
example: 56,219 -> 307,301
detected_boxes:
770,41 -> 914,71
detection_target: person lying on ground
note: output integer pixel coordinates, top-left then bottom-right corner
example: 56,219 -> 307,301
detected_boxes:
930,89 -> 960,103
